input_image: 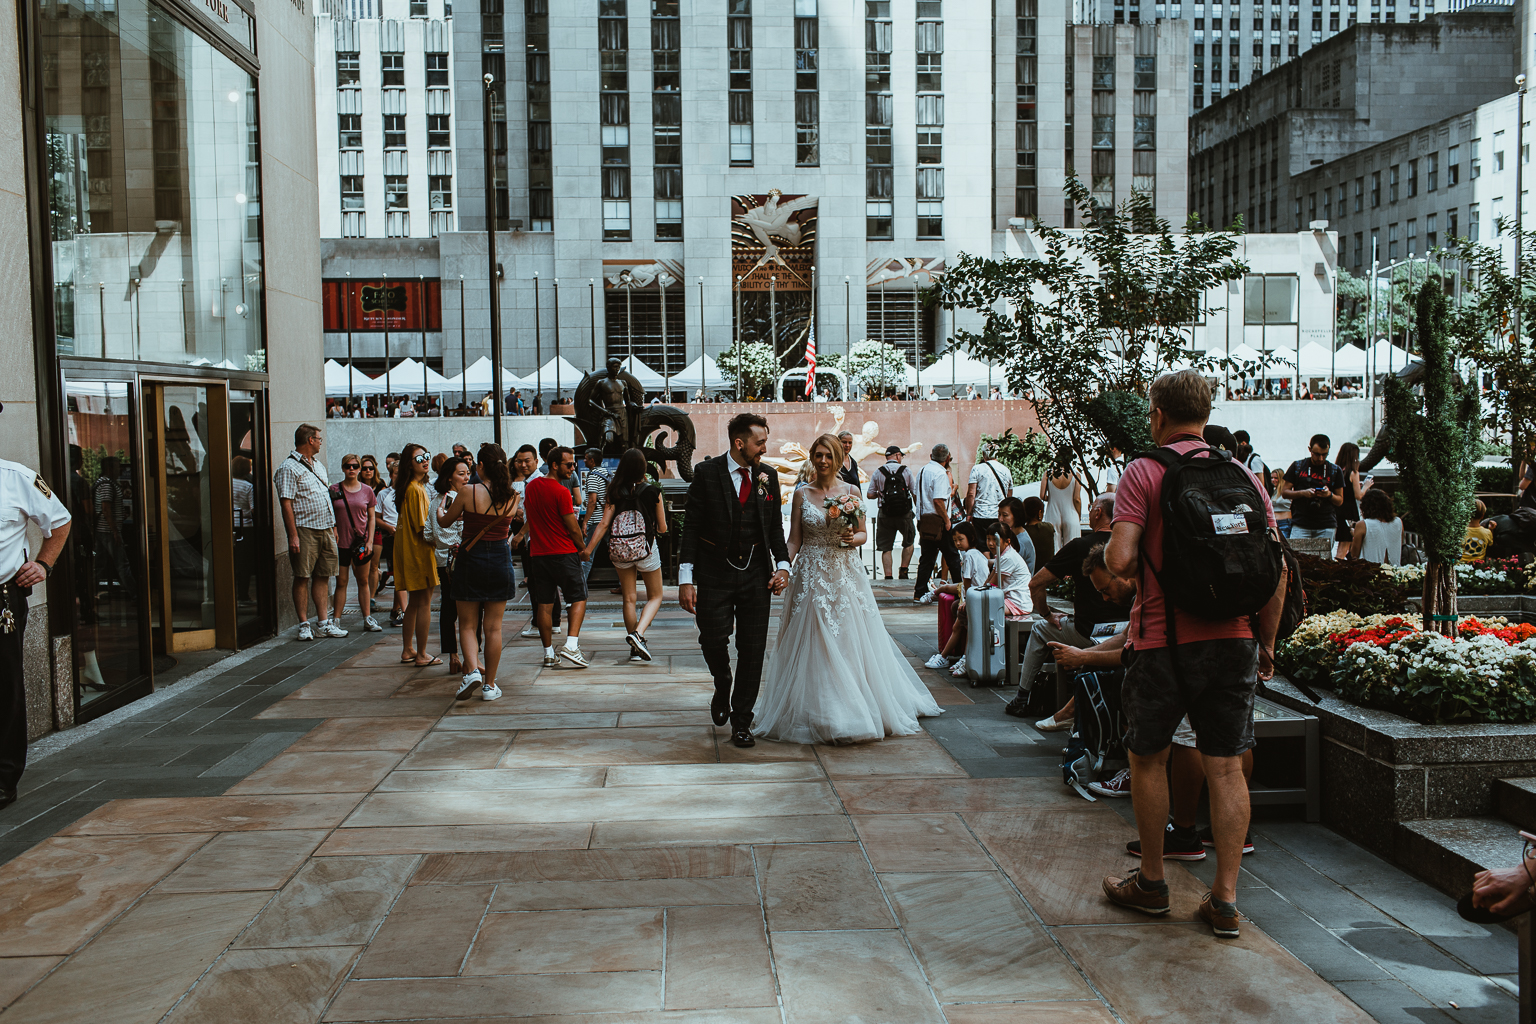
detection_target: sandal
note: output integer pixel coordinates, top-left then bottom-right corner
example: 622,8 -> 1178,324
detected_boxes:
414,656 -> 443,667
399,653 -> 417,664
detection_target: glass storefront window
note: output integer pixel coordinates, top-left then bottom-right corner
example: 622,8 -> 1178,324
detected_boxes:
43,0 -> 264,368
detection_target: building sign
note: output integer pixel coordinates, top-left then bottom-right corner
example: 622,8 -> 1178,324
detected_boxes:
732,191 -> 818,291
322,279 -> 441,332
172,0 -> 257,59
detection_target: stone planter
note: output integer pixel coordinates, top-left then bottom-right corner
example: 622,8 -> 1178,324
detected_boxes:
1404,594 -> 1535,619
1263,678 -> 1536,858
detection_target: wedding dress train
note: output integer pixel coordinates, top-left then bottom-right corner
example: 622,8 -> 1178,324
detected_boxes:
753,494 -> 942,744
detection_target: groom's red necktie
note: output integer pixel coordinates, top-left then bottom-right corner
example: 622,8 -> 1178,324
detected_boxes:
737,468 -> 751,505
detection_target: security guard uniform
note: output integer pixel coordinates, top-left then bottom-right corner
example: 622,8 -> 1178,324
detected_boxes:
0,458 -> 72,806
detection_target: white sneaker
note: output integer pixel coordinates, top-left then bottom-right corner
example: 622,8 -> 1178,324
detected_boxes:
296,621 -> 314,641
559,645 -> 590,669
481,682 -> 502,701
363,616 -> 383,632
950,656 -> 967,678
318,620 -> 349,638
456,670 -> 483,700
520,625 -> 541,639
924,653 -> 950,670
552,625 -> 563,636
1035,715 -> 1075,732
917,591 -> 936,605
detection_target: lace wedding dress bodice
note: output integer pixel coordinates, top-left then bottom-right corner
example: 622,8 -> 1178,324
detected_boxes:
752,488 -> 942,745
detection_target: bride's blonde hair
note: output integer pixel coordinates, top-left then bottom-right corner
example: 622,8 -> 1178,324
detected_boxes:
809,433 -> 847,490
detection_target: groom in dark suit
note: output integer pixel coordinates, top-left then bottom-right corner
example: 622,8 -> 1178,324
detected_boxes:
678,412 -> 792,747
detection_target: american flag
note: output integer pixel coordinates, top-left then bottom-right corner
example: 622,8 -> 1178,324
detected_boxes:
803,318 -> 817,397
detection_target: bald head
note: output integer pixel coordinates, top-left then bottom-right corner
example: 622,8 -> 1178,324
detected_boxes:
1088,493 -> 1115,529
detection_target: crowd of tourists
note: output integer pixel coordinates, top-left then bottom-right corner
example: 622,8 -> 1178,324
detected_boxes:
274,424 -> 669,702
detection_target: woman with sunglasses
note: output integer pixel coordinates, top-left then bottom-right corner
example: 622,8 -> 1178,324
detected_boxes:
392,443 -> 440,666
356,456 -> 385,613
438,443 -> 520,700
331,454 -> 382,632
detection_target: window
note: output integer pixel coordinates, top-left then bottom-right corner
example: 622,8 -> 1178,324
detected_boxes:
410,0 -> 427,16
1133,91 -> 1155,149
385,175 -> 408,210
1388,165 -> 1397,204
1448,144 -> 1460,185
1370,170 -> 1380,207
1406,218 -> 1417,255
1322,189 -> 1330,220
1353,231 -> 1363,268
525,0 -> 552,230
427,114 -> 450,149
383,115 -> 406,149
1425,211 -> 1437,249
1448,208 -> 1459,241
1427,151 -> 1438,191
1470,138 -> 1481,179
653,2 -> 684,231
341,175 -> 364,210
1354,177 -> 1363,212
917,202 -> 943,237
339,114 -> 362,149
382,52 -> 405,87
795,9 -> 818,165
343,211 -> 366,237
430,175 -> 452,210
426,52 -> 448,87
866,201 -> 893,238
919,129 -> 942,165
1407,159 -> 1417,197
1243,274 -> 1299,323
337,52 -> 360,86
1134,54 -> 1155,89
386,211 -> 409,237
1387,221 -> 1399,259
729,1 -> 753,165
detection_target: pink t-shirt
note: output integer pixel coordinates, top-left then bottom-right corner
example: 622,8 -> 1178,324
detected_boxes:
1114,434 -> 1278,650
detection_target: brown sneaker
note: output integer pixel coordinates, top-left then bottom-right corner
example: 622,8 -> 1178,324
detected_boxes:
1199,892 -> 1241,938
1102,868 -> 1171,916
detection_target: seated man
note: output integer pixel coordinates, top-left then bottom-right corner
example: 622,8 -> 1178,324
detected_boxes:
1004,494 -> 1119,724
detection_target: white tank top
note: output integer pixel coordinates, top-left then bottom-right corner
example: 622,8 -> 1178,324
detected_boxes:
1358,517 -> 1403,565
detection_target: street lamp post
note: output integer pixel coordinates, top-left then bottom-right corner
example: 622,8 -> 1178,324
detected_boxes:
589,279 -> 597,367
482,71 -> 505,444
553,277 -> 561,400
621,269 -> 633,361
734,275 -> 742,400
659,272 -> 670,399
697,276 -> 705,399
459,274 -> 466,410
345,270 -> 353,404
419,274 -> 427,411
1515,74 -> 1528,480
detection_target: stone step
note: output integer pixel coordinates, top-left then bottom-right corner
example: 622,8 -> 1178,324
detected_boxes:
1493,777 -> 1536,833
1395,816 -> 1527,898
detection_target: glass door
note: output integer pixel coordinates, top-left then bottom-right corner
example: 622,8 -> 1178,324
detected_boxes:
230,389 -> 274,646
144,381 -> 236,654
64,376 -> 153,717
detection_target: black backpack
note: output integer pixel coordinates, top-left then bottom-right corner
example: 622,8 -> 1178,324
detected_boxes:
878,466 -> 913,518
1061,669 -> 1126,802
1144,444 -> 1284,626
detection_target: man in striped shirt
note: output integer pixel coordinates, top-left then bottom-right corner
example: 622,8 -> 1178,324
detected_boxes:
580,448 -> 612,586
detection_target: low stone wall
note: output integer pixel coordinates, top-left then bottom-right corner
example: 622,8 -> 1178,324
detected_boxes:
1264,677 -> 1536,855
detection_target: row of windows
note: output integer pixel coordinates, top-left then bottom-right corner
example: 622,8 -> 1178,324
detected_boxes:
340,210 -> 453,238
339,175 -> 452,212
729,0 -> 753,164
338,113 -> 449,150
526,0 -> 551,230
1342,208 -> 1466,268
654,0 -> 683,238
1317,145 -> 1468,225
796,4 -> 819,167
866,0 -> 890,235
599,0 -> 631,239
337,51 -> 448,88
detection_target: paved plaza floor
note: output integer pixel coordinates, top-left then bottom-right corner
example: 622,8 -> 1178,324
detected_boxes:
0,592 -> 1522,1023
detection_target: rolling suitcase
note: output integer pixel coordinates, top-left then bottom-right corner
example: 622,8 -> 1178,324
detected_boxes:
964,585 -> 1006,687
937,592 -> 960,649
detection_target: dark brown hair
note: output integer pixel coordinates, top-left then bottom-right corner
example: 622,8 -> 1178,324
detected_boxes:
728,412 -> 769,441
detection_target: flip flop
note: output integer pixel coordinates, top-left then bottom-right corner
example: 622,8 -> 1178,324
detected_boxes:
414,656 -> 444,667
400,653 -> 417,664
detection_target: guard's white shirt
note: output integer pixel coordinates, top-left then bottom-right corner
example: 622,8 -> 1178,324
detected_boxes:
678,457 -> 791,586
0,458 -> 71,582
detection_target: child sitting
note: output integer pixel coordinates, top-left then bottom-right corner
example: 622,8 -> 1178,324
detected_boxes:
1462,499 -> 1493,564
986,523 -> 1030,617
924,522 -> 989,673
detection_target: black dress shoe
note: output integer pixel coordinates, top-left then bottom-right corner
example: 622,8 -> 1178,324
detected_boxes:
731,728 -> 756,748
710,691 -> 730,727
1003,695 -> 1031,718
0,787 -> 16,810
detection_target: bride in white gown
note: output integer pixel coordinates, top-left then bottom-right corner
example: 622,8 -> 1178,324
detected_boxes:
754,433 -> 943,744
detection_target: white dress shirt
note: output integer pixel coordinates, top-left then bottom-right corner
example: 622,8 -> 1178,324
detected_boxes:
678,457 -> 791,586
0,459 -> 71,582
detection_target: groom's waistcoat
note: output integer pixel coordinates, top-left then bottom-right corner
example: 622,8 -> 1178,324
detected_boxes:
729,483 -> 764,566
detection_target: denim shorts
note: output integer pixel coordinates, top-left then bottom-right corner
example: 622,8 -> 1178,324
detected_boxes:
1122,639 -> 1259,758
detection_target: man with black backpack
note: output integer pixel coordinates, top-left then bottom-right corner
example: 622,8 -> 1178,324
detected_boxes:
867,445 -> 917,580
1101,370 -> 1287,940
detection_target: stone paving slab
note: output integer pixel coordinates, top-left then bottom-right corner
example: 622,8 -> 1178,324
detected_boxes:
0,604 -> 1519,1023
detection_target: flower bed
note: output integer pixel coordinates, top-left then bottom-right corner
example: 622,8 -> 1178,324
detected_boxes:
1278,611 -> 1536,725
1382,557 -> 1536,596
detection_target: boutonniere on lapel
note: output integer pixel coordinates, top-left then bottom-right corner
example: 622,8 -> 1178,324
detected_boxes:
755,473 -> 776,503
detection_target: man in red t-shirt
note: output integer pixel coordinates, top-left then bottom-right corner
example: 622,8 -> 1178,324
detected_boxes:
1101,370 -> 1286,940
525,447 -> 590,668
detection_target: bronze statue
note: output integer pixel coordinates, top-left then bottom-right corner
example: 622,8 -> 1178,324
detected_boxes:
570,358 -> 699,481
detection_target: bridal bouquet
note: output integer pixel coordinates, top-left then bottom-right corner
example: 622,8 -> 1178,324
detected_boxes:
825,494 -> 863,547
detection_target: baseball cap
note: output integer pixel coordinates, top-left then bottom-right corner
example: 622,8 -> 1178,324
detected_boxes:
885,445 -> 903,455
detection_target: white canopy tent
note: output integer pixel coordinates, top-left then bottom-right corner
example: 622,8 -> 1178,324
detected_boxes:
380,357 -> 456,396
524,356 -> 589,394
667,354 -> 729,391
925,348 -> 1003,389
447,356 -> 529,392
323,359 -> 386,397
1368,340 -> 1416,373
618,355 -> 666,389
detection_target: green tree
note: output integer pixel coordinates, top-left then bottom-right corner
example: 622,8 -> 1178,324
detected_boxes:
716,342 -> 780,400
1334,263 -> 1443,350
1382,281 -> 1479,636
1439,237 -> 1536,487
979,427 -> 1052,484
935,176 -> 1253,491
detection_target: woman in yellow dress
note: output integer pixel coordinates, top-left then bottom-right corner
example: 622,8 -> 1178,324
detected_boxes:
393,442 -> 440,666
